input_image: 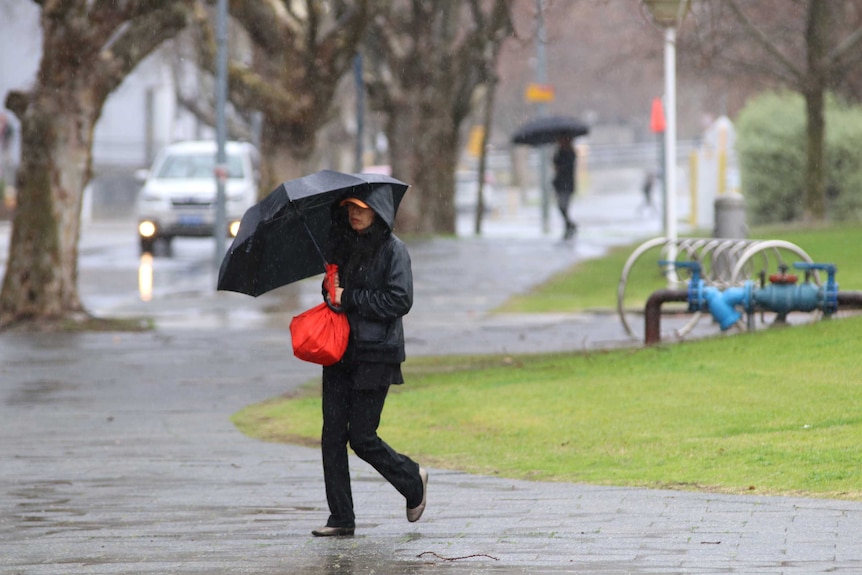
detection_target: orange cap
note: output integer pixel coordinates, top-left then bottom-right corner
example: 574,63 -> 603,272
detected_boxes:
340,197 -> 369,209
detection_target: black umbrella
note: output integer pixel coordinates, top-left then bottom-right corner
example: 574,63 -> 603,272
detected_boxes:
511,115 -> 590,146
217,169 -> 409,297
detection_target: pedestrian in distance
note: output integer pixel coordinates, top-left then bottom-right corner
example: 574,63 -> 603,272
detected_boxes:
311,186 -> 428,537
552,136 -> 577,239
637,169 -> 659,217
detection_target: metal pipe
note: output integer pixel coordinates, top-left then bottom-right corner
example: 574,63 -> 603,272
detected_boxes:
701,285 -> 747,330
837,292 -> 862,307
645,289 -> 862,346
645,289 -> 688,345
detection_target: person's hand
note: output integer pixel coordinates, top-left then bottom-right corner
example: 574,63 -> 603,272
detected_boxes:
333,272 -> 341,288
334,287 -> 344,306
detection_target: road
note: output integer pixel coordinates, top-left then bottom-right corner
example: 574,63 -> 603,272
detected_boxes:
1,168 -> 671,340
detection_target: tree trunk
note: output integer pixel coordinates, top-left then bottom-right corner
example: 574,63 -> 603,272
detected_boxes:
803,88 -> 826,222
0,88 -> 96,326
413,121 -> 459,235
386,103 -> 421,231
0,2 -> 191,328
803,0 -> 829,221
258,120 -> 316,195
385,99 -> 459,235
364,1 -> 512,236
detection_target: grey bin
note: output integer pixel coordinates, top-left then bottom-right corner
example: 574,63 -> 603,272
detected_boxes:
714,191 -> 747,239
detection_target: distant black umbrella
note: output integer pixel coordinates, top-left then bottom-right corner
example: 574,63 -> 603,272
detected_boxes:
511,115 -> 590,146
217,170 -> 409,297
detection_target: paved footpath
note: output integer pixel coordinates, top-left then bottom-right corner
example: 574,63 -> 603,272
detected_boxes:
2,186 -> 862,574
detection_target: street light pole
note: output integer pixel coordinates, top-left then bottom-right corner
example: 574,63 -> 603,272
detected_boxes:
642,0 -> 688,284
214,0 -> 228,268
535,0 -> 550,234
663,25 -> 677,246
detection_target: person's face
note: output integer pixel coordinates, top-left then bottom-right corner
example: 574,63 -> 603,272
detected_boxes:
346,203 -> 375,232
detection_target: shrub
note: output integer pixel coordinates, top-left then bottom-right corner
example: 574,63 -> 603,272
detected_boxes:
825,105 -> 862,220
736,91 -> 862,224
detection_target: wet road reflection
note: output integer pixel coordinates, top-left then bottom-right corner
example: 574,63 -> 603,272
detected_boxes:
138,252 -> 153,301
290,548 -> 554,575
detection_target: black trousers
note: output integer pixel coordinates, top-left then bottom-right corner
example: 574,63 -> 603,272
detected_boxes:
320,372 -> 422,528
555,189 -> 574,227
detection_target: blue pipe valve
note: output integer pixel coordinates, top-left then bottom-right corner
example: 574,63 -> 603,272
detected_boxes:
658,260 -> 840,332
792,262 -> 839,315
658,260 -> 749,330
658,260 -> 703,313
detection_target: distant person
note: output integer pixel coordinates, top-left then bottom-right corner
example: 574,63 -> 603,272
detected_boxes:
638,170 -> 658,216
552,136 -> 577,239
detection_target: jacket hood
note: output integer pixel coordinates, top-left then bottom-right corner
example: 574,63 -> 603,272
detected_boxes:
346,183 -> 398,231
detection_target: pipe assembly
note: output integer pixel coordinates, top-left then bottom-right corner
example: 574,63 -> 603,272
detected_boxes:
645,260 -> 862,345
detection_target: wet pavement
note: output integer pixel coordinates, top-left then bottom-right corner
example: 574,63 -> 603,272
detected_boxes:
3,183 -> 862,574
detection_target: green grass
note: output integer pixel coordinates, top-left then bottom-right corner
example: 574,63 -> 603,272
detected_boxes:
232,223 -> 862,501
499,223 -> 862,313
234,315 -> 862,500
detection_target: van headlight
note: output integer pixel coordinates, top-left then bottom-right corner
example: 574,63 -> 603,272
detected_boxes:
229,220 -> 242,237
138,220 -> 157,238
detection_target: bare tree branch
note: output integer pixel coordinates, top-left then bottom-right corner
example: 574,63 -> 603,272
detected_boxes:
363,0 -> 513,233
827,24 -> 862,63
92,3 -> 191,99
228,0 -> 295,54
724,0 -> 804,85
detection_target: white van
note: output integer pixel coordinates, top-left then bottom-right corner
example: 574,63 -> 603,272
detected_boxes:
134,140 -> 260,254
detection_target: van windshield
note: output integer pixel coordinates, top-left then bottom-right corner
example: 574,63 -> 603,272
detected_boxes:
156,153 -> 244,179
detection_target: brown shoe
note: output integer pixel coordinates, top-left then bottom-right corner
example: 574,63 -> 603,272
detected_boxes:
311,526 -> 355,537
406,467 -> 428,523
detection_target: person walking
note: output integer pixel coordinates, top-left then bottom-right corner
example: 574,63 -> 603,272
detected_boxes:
311,184 -> 428,537
552,136 -> 577,239
637,169 -> 659,217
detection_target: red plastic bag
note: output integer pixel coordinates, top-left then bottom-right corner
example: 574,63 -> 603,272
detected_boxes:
290,264 -> 349,366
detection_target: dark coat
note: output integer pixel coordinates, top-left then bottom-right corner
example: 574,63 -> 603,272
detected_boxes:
552,144 -> 576,194
325,184 -> 413,366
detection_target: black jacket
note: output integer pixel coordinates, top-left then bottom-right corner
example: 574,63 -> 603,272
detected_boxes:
552,144 -> 576,194
326,183 -> 413,365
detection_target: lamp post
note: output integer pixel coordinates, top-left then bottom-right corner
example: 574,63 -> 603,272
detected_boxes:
534,0 -> 550,234
641,0 -> 690,246
214,0 -> 228,268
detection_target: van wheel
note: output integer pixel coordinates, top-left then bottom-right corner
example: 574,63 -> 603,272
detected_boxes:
160,237 -> 174,258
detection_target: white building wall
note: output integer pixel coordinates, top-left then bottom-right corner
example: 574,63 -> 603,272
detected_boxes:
0,1 -> 41,166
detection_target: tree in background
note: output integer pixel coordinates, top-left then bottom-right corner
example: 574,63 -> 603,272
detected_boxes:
686,0 -> 862,222
192,0 -> 379,194
737,91 -> 862,224
363,0 -> 513,234
0,0 -> 193,327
